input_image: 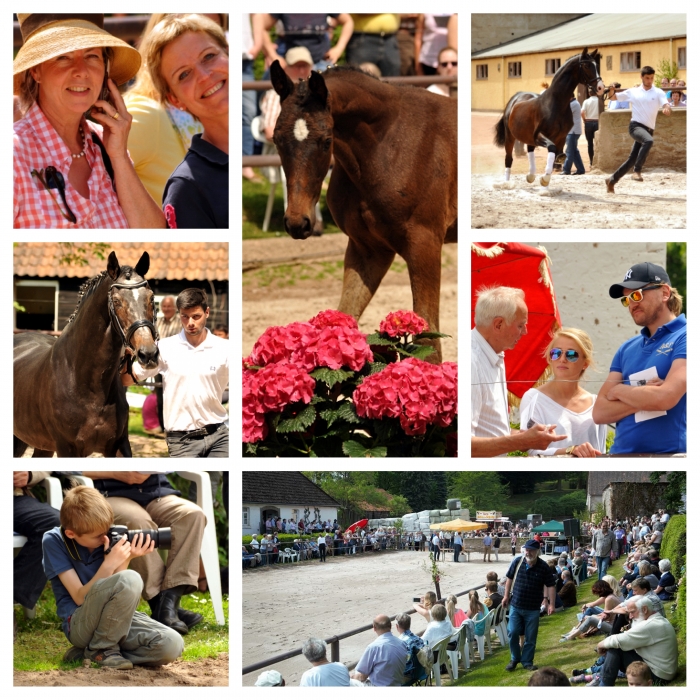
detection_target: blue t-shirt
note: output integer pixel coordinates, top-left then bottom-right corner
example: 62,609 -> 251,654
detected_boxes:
42,526 -> 106,638
609,314 -> 686,454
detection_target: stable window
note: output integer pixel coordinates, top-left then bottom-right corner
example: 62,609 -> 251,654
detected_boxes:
508,61 -> 522,78
620,51 -> 641,72
15,280 -> 59,331
545,58 -> 561,75
476,64 -> 488,80
243,507 -> 250,527
606,55 -> 612,71
678,46 -> 686,69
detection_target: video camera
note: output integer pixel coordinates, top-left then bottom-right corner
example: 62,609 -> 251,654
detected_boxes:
105,525 -> 172,554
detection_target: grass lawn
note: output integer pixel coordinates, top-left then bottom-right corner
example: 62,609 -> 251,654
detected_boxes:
14,582 -> 228,671
450,559 -> 685,687
242,172 -> 341,238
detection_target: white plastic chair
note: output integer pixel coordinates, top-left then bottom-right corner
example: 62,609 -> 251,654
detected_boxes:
446,623 -> 469,677
430,634 -> 453,686
277,548 -> 290,564
14,476 -> 63,618
286,547 -> 299,563
492,603 -> 508,647
73,472 -> 225,625
474,609 -> 496,661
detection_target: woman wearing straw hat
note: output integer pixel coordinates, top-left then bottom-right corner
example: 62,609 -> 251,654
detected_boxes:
143,14 -> 228,228
13,14 -> 166,228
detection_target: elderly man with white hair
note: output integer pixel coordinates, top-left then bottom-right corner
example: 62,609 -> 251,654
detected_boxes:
299,638 -> 351,686
471,286 -> 567,456
596,595 -> 677,686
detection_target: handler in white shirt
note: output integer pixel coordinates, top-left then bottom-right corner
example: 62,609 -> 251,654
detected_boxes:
605,65 -> 672,193
471,286 -> 566,457
126,288 -> 229,457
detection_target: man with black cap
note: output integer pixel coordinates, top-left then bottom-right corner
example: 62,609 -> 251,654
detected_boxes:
502,539 -> 556,673
593,262 -> 686,455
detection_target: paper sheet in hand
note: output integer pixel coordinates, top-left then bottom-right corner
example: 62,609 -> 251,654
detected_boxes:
628,367 -> 667,423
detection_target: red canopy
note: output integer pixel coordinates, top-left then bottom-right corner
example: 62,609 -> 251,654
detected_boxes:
471,242 -> 561,401
345,519 -> 368,533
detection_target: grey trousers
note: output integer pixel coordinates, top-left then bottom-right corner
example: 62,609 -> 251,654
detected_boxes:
165,425 -> 229,458
68,570 -> 183,666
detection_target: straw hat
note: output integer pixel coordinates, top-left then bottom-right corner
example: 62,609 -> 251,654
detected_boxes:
13,14 -> 141,94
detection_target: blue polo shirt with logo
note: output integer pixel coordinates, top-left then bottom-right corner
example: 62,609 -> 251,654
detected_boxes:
610,314 -> 686,454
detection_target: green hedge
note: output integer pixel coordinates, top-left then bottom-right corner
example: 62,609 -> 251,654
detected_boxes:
674,561 -> 686,641
659,514 -> 686,578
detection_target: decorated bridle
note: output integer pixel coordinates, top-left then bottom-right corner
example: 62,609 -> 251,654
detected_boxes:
578,56 -> 603,90
108,277 -> 159,351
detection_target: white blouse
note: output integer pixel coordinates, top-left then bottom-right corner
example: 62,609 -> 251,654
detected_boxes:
519,388 -> 608,456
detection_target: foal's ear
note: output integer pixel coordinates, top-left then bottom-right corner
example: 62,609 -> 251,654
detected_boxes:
135,251 -> 150,277
107,251 -> 120,280
271,60 -> 294,102
308,71 -> 328,106
581,47 -> 588,57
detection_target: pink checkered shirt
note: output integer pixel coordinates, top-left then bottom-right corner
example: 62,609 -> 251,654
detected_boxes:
14,103 -> 129,229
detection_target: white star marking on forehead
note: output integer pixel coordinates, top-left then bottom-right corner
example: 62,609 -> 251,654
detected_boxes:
294,118 -> 309,142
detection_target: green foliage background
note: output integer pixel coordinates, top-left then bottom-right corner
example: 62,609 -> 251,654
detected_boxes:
666,242 -> 686,316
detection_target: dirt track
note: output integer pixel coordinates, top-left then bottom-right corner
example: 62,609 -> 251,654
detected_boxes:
14,653 -> 228,686
243,235 -> 458,362
21,435 -> 169,458
472,111 -> 686,229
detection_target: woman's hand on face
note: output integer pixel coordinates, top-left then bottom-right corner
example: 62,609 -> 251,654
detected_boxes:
89,78 -> 132,160
572,442 -> 602,458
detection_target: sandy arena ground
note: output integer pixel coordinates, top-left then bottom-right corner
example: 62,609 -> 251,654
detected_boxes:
243,236 -> 458,362
472,111 -> 686,229
242,548 -> 514,686
21,435 -> 169,458
14,653 -> 229,686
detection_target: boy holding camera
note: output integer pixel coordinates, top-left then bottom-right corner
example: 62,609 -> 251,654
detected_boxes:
42,486 -> 184,669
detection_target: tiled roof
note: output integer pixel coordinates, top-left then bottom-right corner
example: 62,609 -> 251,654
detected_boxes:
242,472 -> 341,507
589,471 -> 668,497
13,242 -> 229,281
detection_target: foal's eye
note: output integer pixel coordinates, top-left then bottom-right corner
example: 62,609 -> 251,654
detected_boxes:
323,138 -> 332,151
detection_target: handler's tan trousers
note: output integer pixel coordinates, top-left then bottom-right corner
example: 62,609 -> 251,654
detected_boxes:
108,495 -> 206,601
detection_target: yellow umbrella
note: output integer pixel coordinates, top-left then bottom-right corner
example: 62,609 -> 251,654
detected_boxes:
429,519 -> 486,531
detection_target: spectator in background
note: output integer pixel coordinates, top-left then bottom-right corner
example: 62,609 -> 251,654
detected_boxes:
146,14 -> 229,228
558,569 -> 578,609
626,660 -> 653,686
591,522 -> 616,579
654,559 -> 676,600
213,324 -> 228,339
13,471 -> 61,642
528,667 -> 571,686
154,295 -> 181,431
351,615 -> 408,686
395,613 -> 426,680
414,14 -> 450,75
581,86 -> 600,168
668,89 -> 686,107
482,531 -> 493,562
562,95 -> 585,175
608,82 -> 629,109
421,604 -> 456,649
484,581 -> 503,611
300,637 -> 351,686
427,46 -> 457,97
262,14 -> 353,72
243,14 -> 264,184
346,14 -> 402,77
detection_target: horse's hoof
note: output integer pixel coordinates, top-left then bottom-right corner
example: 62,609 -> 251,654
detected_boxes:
526,174 -> 536,184
555,153 -> 566,165
540,174 -> 551,186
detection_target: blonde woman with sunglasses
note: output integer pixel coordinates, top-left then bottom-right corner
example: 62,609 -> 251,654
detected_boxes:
519,327 -> 607,457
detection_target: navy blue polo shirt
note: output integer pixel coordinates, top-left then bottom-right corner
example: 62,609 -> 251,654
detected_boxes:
610,314 -> 686,454
163,134 -> 228,229
42,526 -> 106,638
506,555 -> 556,611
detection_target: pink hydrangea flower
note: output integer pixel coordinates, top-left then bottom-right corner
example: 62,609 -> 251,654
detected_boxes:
305,326 -> 373,371
308,309 -> 358,330
249,322 -> 320,369
379,310 -> 429,338
353,358 -> 457,435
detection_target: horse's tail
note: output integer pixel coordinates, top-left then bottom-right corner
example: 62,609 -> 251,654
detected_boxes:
494,113 -> 507,147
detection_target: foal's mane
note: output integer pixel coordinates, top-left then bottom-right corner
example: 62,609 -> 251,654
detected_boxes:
66,265 -> 137,326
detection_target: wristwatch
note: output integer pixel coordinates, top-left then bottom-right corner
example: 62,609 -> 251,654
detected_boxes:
566,445 -> 577,456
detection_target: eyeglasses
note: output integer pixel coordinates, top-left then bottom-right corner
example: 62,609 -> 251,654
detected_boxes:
620,284 -> 663,307
31,166 -> 77,223
440,61 -> 457,67
549,348 -> 580,362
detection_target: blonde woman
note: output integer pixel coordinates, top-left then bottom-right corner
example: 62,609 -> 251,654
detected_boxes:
413,590 -> 437,622
465,590 -> 489,636
519,327 -> 607,457
445,593 -> 467,627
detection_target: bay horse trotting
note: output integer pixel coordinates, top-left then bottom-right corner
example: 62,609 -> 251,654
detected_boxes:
14,251 -> 159,457
494,48 -> 604,189
270,61 -> 457,362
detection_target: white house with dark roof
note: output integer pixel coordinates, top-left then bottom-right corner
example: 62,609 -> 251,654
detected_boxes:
242,472 -> 340,536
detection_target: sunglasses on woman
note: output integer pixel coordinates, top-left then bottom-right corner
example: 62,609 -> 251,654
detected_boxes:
440,61 -> 457,67
549,348 -> 580,362
620,284 -> 663,307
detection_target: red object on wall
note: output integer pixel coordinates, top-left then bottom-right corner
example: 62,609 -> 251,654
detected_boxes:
471,242 -> 561,400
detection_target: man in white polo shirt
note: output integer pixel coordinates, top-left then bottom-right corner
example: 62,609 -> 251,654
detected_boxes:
125,288 -> 229,457
605,66 -> 672,193
471,286 -> 566,457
